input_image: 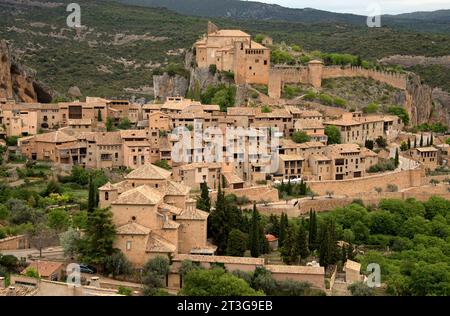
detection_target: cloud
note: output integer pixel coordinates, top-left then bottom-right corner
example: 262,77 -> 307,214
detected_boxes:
256,0 -> 450,14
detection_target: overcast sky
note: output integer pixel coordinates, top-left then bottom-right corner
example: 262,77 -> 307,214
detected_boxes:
255,0 -> 450,15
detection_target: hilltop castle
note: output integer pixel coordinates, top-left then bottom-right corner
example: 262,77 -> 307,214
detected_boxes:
194,22 -> 270,85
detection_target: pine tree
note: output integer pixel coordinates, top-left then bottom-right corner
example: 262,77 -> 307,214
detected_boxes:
420,133 -> 424,147
249,204 -> 261,258
296,224 -> 309,261
407,138 -> 411,150
87,174 -> 97,212
279,213 -> 288,247
394,148 -> 399,167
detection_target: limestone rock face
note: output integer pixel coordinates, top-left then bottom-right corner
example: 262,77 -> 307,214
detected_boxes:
405,73 -> 434,126
153,73 -> 189,101
68,86 -> 82,98
0,40 -> 53,103
432,88 -> 450,126
0,40 -> 14,100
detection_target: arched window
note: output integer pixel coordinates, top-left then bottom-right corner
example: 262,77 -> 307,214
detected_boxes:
105,192 -> 109,201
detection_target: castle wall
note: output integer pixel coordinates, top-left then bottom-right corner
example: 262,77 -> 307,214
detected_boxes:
268,65 -> 408,98
307,167 -> 423,196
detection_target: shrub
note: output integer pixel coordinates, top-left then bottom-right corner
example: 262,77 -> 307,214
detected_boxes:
118,286 -> 133,296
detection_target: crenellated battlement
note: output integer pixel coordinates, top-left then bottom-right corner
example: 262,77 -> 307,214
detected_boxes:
268,62 -> 408,98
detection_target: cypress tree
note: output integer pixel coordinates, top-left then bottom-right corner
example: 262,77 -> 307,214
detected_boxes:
197,182 -> 211,212
209,180 -> 227,253
407,138 -> 411,150
420,133 -> 424,147
286,179 -> 292,196
430,133 -> 434,146
249,204 -> 261,258
308,210 -> 318,250
296,224 -> 309,260
87,174 -> 96,212
97,109 -> 103,122
318,220 -> 339,268
268,214 -> 280,237
279,213 -> 288,247
281,225 -> 298,265
414,137 -> 417,148
394,148 -> 399,167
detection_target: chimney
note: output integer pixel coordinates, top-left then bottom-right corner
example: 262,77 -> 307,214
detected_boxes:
0,277 -> 5,289
7,286 -> 16,296
90,276 -> 100,288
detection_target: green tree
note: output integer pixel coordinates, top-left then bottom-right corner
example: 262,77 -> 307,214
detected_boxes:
375,136 -> 387,148
42,180 -> 62,197
296,224 -> 309,260
60,227 -> 81,258
279,213 -> 288,247
197,182 -> 211,212
394,148 -> 400,167
117,117 -> 131,130
142,256 -> 171,296
308,210 -> 318,250
249,204 -> 261,258
400,142 -> 408,152
47,208 -> 70,232
387,106 -> 409,125
78,207 -> 116,267
365,140 -> 374,150
407,138 -> 411,149
292,131 -> 311,144
179,260 -> 202,278
97,109 -> 102,122
87,174 -> 97,212
226,229 -> 247,257
180,269 -> 262,296
410,262 -> 450,296
325,125 -> 341,145
104,250 -> 133,277
281,226 -> 298,264
420,133 -> 424,147
106,117 -> 114,131
318,219 -> 339,268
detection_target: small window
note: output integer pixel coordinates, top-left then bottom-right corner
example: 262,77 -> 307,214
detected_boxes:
126,241 -> 132,251
105,192 -> 109,201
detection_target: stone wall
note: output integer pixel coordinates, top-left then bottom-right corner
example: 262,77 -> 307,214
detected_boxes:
268,64 -> 407,98
0,235 -> 29,251
258,184 -> 450,218
307,168 -> 424,196
210,185 -> 279,203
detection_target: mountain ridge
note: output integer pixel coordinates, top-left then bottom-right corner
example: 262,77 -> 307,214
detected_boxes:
117,0 -> 450,32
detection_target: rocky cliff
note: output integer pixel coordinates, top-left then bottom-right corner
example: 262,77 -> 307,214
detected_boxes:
0,40 -> 53,103
404,73 -> 434,126
152,73 -> 189,101
403,73 -> 450,126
